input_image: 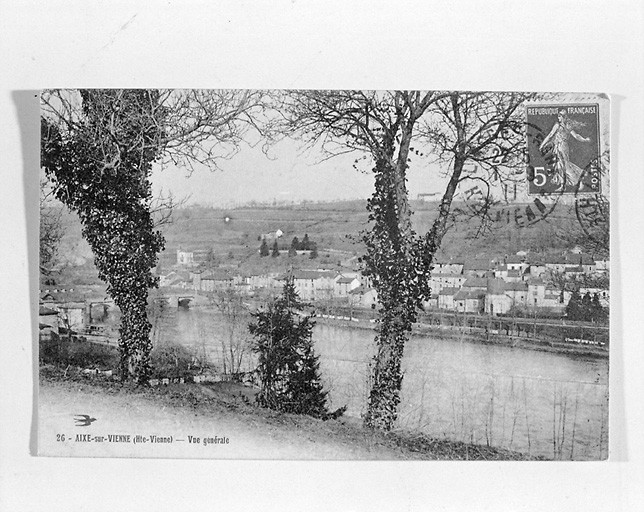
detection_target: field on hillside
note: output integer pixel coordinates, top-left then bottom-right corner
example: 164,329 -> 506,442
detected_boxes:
48,198 -> 585,282
161,203 -> 370,255
159,199 -> 581,264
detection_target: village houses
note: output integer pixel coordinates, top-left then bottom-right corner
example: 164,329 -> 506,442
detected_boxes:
348,285 -> 378,308
277,270 -> 340,301
454,289 -> 486,314
334,275 -> 361,297
428,273 -> 468,294
432,259 -> 465,275
38,287 -> 114,340
176,247 -> 195,266
157,247 -> 608,317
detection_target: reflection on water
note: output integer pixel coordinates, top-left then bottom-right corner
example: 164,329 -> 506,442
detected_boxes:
154,305 -> 609,460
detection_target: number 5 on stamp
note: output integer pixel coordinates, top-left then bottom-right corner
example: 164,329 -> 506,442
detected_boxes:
526,104 -> 601,195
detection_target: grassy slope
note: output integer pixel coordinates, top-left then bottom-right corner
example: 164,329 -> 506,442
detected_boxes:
40,365 -> 540,461
159,200 -> 578,261
49,199 -> 580,284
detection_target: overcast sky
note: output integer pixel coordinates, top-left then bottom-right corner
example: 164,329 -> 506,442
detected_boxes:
150,91 -> 610,208
151,136 -> 449,207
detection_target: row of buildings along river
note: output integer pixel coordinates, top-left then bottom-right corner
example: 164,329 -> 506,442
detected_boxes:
38,246 -> 609,343
166,248 -> 609,317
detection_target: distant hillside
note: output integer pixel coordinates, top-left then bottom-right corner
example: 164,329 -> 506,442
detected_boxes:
426,200 -> 582,261
159,199 -> 586,265
46,198 -> 590,282
160,203 -> 369,256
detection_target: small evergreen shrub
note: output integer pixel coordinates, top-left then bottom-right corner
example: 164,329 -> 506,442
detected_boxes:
249,277 -> 345,419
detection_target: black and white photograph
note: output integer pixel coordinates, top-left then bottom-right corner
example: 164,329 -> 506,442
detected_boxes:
2,1 -> 643,511
37,90 -> 609,461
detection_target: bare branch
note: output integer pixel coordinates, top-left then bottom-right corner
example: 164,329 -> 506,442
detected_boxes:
150,189 -> 191,228
41,89 -> 274,175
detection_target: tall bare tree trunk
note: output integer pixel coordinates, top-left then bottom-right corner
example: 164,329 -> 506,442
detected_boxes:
363,125 -> 427,430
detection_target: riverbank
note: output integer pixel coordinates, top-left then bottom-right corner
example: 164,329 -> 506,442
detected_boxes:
314,315 -> 609,360
164,295 -> 608,360
38,365 -> 542,461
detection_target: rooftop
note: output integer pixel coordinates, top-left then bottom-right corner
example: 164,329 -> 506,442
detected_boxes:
277,270 -> 339,281
40,289 -> 107,304
454,289 -> 486,300
200,270 -> 235,280
504,281 -> 529,291
463,277 -> 488,288
438,287 -> 461,296
463,259 -> 491,271
349,285 -> 375,295
433,260 -> 464,266
486,278 -> 506,295
544,253 -> 596,266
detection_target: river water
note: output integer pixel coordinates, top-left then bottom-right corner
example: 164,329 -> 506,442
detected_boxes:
152,305 -> 609,460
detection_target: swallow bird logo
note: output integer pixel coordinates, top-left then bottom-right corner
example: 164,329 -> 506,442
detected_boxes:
74,414 -> 97,427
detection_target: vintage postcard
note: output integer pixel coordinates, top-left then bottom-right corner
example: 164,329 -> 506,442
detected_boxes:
37,89 -> 609,460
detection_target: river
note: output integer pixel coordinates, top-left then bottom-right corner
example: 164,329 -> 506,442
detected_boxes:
151,305 -> 609,460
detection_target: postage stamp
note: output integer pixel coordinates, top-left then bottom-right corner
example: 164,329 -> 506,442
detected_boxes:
526,104 -> 602,195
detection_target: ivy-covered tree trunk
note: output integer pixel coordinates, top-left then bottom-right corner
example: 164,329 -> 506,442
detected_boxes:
118,292 -> 153,381
362,127 -> 433,430
41,90 -> 165,384
282,90 -> 532,431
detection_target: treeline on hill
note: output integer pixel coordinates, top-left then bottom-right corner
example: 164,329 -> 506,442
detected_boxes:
260,234 -> 319,258
54,200 -> 599,286
288,234 -> 316,252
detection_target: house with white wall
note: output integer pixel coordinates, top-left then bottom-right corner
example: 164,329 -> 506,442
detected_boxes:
276,270 -> 339,301
527,278 -> 546,308
454,289 -> 486,313
432,260 -> 464,275
438,287 -> 460,310
348,286 -> 378,308
428,273 -> 467,294
176,248 -> 195,266
334,275 -> 361,297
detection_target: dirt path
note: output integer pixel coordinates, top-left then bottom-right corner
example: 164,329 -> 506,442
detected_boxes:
38,377 -> 410,460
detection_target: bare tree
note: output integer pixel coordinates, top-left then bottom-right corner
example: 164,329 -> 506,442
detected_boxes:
420,91 -> 534,243
210,288 -> 252,378
41,89 -> 271,383
150,189 -> 190,228
548,269 -> 580,305
39,176 -> 64,278
42,89 -> 273,172
283,90 -> 535,430
283,90 -> 443,429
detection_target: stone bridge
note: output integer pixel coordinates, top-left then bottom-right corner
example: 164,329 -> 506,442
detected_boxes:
153,294 -> 194,308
